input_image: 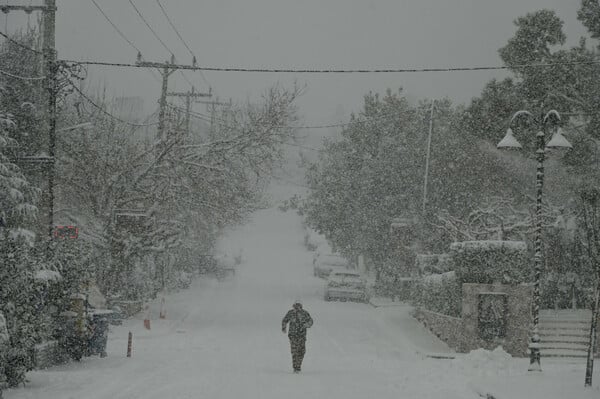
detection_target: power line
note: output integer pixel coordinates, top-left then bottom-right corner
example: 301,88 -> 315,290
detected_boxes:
0,67 -> 44,80
155,0 -> 192,58
155,0 -> 211,89
126,0 -> 196,90
167,103 -> 321,152
90,0 -> 140,53
88,0 -> 161,83
273,139 -> 321,152
128,0 -> 172,56
0,29 -> 42,54
68,79 -> 160,127
63,58 -> 600,74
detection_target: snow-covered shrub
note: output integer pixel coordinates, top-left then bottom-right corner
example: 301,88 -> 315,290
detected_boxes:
0,110 -> 41,387
415,253 -> 453,275
411,271 -> 461,317
0,236 -> 39,387
541,226 -> 595,309
450,241 -> 529,285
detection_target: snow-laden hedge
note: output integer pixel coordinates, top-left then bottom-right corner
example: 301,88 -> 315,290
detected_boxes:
415,253 -> 453,275
411,271 -> 461,317
450,240 -> 529,285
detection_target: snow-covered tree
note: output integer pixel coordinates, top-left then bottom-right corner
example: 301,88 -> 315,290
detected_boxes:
303,91 -> 523,278
0,111 -> 40,387
55,83 -> 300,299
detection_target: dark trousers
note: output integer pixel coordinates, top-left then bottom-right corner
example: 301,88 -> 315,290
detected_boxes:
289,335 -> 306,371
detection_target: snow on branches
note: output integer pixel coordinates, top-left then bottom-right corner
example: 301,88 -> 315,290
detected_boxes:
432,196 -> 567,242
0,111 -> 39,238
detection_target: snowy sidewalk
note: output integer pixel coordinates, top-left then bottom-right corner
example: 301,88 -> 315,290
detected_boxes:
469,359 -> 600,399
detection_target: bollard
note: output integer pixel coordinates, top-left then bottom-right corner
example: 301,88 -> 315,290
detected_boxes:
143,303 -> 151,330
127,331 -> 132,358
159,296 -> 166,319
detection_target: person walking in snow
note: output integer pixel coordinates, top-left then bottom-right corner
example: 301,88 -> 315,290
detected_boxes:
281,301 -> 313,373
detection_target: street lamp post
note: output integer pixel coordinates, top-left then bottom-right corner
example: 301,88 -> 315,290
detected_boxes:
497,109 -> 572,371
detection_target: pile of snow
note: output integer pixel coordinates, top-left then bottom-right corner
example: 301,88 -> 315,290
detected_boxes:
452,346 -> 518,377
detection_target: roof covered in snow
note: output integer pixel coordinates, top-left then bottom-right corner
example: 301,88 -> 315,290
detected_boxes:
34,269 -> 63,283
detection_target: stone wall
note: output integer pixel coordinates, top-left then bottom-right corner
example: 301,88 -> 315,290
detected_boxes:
412,308 -> 464,351
413,283 -> 533,357
462,283 -> 533,357
33,340 -> 68,369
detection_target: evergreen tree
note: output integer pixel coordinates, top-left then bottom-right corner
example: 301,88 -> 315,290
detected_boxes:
0,112 -> 40,387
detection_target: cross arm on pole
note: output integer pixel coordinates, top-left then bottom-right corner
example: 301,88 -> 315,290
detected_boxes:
0,5 -> 55,14
167,91 -> 211,98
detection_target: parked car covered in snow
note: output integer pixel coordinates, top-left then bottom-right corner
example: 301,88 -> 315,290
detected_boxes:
313,253 -> 348,278
324,271 -> 369,303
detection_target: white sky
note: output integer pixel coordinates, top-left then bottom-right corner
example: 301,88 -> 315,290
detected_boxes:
3,1 -> 589,128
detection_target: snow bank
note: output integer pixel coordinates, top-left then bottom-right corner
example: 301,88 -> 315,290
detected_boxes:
471,361 -> 600,399
452,346 -> 517,377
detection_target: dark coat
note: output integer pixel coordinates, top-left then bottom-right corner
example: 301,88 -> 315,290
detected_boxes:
282,308 -> 313,338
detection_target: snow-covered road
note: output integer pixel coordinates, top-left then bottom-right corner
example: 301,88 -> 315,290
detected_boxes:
7,205 -> 598,398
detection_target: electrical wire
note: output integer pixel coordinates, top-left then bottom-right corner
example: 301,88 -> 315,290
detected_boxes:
128,0 -> 172,56
155,0 -> 211,89
272,139 -> 321,152
90,0 -> 140,54
63,59 -> 600,74
89,0 -> 161,83
0,29 -> 42,54
126,0 -> 196,88
68,79 -> 160,127
155,0 -> 192,58
0,67 -> 44,80
178,69 -> 194,88
167,103 -> 321,152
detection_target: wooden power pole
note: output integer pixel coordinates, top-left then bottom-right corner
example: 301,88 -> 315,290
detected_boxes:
196,98 -> 232,137
136,55 -> 179,144
43,0 -> 57,241
4,1 -> 58,240
0,0 -> 58,239
167,86 -> 211,135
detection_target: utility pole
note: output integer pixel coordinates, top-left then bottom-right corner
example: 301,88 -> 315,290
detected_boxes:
1,2 -> 57,241
166,86 -> 211,135
43,0 -> 57,241
196,97 -> 232,136
136,54 -> 178,145
422,99 -> 435,215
